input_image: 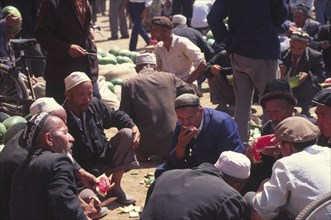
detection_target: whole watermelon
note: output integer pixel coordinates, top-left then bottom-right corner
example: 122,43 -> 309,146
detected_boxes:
1,6 -> 22,34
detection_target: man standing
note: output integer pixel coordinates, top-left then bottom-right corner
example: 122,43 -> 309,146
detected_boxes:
141,151 -> 251,220
35,0 -> 99,103
10,113 -> 89,220
151,16 -> 207,84
245,117 -> 331,220
207,0 -> 288,144
120,53 -> 194,160
312,88 -> 331,147
63,71 -> 140,205
155,93 -> 244,177
108,0 -> 129,40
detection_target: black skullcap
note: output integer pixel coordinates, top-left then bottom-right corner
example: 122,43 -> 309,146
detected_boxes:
259,79 -> 297,108
151,16 -> 173,29
312,88 -> 331,107
175,94 -> 200,109
291,28 -> 310,43
22,112 -> 49,148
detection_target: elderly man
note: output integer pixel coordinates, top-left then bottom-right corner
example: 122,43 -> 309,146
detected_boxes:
141,151 -> 251,220
120,53 -> 194,160
63,71 -> 140,205
312,88 -> 331,147
280,28 -> 326,117
245,117 -> 331,220
155,93 -> 245,177
151,16 -> 207,84
9,113 -> 89,219
0,97 -> 106,220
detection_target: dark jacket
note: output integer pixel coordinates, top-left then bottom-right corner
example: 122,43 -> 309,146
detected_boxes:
35,0 -> 98,84
64,98 -> 135,171
9,147 -> 87,220
207,0 -> 288,59
142,163 -> 245,220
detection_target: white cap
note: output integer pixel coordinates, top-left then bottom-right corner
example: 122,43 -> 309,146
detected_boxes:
135,53 -> 156,65
214,151 -> 251,179
172,14 -> 187,25
64,71 -> 91,92
30,97 -> 63,116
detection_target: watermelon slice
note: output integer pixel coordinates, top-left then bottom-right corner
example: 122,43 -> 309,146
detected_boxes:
96,173 -> 111,197
252,134 -> 278,162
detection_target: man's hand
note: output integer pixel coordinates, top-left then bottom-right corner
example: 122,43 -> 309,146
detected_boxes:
298,71 -> 309,85
175,126 -> 198,160
211,65 -> 222,75
69,44 -> 87,58
76,168 -> 98,190
131,125 -> 140,150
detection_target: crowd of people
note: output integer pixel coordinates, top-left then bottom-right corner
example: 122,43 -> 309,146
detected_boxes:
0,0 -> 331,219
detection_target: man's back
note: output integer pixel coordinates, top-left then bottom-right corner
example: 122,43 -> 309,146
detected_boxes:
141,163 -> 244,220
10,148 -> 86,220
120,68 -> 194,157
254,145 -> 331,219
208,0 -> 288,59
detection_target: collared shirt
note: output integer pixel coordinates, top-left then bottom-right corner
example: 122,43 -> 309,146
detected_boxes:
253,145 -> 331,220
154,34 -> 205,81
129,0 -> 152,7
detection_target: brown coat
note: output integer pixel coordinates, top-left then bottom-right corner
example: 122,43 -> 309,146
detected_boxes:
35,0 -> 98,84
119,68 -> 195,157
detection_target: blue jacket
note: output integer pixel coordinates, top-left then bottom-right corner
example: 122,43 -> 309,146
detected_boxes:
156,108 -> 244,177
207,0 -> 288,59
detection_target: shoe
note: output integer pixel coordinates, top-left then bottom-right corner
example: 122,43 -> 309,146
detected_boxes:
109,190 -> 136,205
120,35 -> 130,39
90,206 -> 108,220
108,36 -> 119,40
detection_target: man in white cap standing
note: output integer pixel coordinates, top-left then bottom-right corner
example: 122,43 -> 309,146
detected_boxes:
244,116 -> 331,220
63,71 -> 140,205
120,53 -> 194,161
140,151 -> 251,220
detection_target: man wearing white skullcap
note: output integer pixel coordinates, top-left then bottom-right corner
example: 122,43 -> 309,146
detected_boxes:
120,53 -> 194,160
63,71 -> 140,205
0,96 -> 108,219
141,151 -> 251,219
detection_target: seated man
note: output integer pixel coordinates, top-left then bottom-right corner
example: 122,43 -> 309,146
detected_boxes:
312,88 -> 331,147
0,97 -> 107,220
9,113 -> 90,219
120,53 -> 194,160
155,93 -> 245,177
280,28 -> 326,116
245,116 -> 331,220
63,71 -> 140,205
141,151 -> 251,220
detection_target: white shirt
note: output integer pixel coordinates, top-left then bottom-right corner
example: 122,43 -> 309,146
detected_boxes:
253,145 -> 331,219
154,34 -> 205,81
129,0 -> 152,7
191,0 -> 214,29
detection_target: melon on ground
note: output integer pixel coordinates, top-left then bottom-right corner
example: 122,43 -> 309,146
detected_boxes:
0,122 -> 6,143
3,122 -> 26,144
0,112 -> 10,123
2,115 -> 27,130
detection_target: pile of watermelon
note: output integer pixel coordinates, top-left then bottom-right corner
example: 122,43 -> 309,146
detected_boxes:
98,46 -> 139,65
0,112 -> 27,152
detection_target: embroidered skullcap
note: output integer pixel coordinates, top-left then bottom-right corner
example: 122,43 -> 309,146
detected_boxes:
312,88 -> 331,107
174,93 -> 200,109
172,14 -> 187,25
214,151 -> 251,180
135,53 -> 156,65
151,16 -> 173,29
30,97 -> 62,116
291,28 -> 310,43
274,116 -> 320,143
22,112 -> 49,148
64,71 -> 91,92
